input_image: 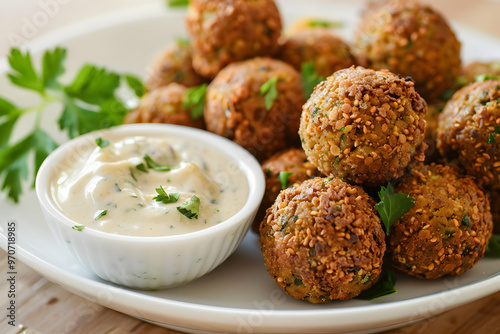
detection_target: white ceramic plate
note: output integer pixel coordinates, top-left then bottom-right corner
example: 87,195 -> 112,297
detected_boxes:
1,1 -> 500,333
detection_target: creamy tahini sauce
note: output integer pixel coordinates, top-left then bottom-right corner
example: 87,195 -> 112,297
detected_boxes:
52,136 -> 249,236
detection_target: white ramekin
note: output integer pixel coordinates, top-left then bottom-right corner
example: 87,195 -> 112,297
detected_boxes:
36,123 -> 265,289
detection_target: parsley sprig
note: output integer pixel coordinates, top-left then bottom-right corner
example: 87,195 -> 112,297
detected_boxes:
260,77 -> 278,110
487,126 -> 500,144
374,183 -> 415,234
301,62 -> 325,97
357,271 -> 398,301
153,185 -> 180,204
0,47 -> 143,202
177,195 -> 200,219
182,83 -> 207,120
278,171 -> 293,190
485,234 -> 500,258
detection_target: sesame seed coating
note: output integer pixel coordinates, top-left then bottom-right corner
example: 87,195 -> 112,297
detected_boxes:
299,66 -> 427,187
259,177 -> 386,303
205,57 -> 304,161
280,29 -> 356,78
144,43 -> 206,91
252,148 -> 321,232
186,0 -> 282,78
437,80 -> 500,189
124,83 -> 205,129
355,0 -> 461,102
389,163 -> 493,279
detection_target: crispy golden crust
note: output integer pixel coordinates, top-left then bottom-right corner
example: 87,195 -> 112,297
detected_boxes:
252,148 -> 321,232
299,66 -> 427,187
124,83 -> 204,129
205,57 -> 304,161
355,0 -> 461,102
437,80 -> 500,189
259,177 -> 386,303
280,29 -> 356,78
144,42 -> 206,91
186,0 -> 282,78
390,163 -> 493,279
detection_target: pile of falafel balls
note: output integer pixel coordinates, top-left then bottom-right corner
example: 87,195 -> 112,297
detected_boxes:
124,0 -> 500,303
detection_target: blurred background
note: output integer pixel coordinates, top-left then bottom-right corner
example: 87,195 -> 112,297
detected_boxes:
1,0 -> 500,57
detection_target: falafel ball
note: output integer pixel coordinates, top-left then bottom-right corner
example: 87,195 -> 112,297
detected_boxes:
186,0 -> 282,78
389,163 -> 493,279
260,177 -> 386,303
280,29 -> 356,78
355,0 -> 461,102
299,66 -> 427,187
144,40 -> 206,91
462,61 -> 500,84
437,80 -> 500,189
205,57 -> 304,161
252,148 -> 320,232
124,83 -> 204,129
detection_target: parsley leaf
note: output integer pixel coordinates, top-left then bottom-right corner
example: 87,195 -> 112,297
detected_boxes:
357,271 -> 398,301
0,47 -> 136,202
374,183 -> 415,235
488,126 -> 500,144
301,62 -> 325,98
278,171 -> 293,190
177,195 -> 200,219
306,19 -> 343,29
153,185 -> 180,204
182,83 -> 207,120
72,225 -> 85,231
260,77 -> 278,110
475,74 -> 500,82
7,48 -> 44,93
94,209 -> 108,220
462,214 -> 471,227
42,47 -> 66,89
95,137 -> 110,148
485,234 -> 500,258
144,154 -> 171,171
125,74 -> 146,98
167,0 -> 189,7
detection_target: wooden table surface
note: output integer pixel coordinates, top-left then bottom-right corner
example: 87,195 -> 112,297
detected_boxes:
1,0 -> 500,333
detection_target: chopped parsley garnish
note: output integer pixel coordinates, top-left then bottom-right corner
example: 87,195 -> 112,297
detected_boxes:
167,0 -> 189,7
357,271 -> 397,301
340,126 -> 346,131
94,209 -> 108,220
311,107 -> 320,117
124,74 -> 146,97
278,171 -> 293,190
301,62 -> 325,98
259,77 -> 278,110
144,154 -> 171,171
136,163 -> 148,173
182,83 -> 207,120
72,225 -> 85,231
475,74 -> 500,82
0,47 -> 139,202
177,195 -> 200,219
488,126 -> 500,144
266,168 -> 272,176
153,185 -> 180,204
95,137 -> 110,148
462,214 -> 471,227
374,183 -> 415,235
485,234 -> 500,258
306,19 -> 343,29
294,277 -> 305,287
130,167 -> 137,181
